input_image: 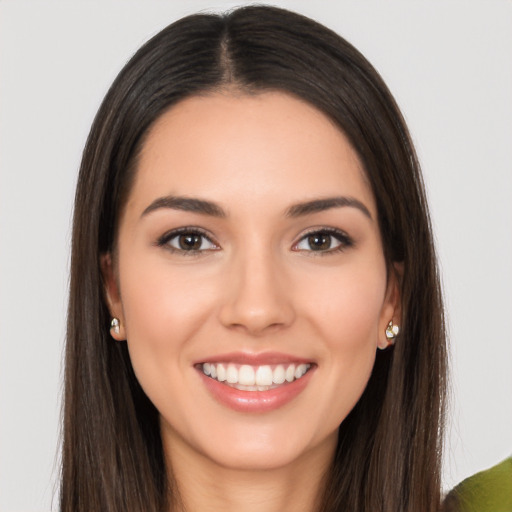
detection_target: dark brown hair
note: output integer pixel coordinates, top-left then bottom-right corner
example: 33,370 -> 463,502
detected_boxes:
62,5 -> 447,511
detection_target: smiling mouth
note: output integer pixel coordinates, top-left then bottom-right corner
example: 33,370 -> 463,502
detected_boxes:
198,362 -> 312,391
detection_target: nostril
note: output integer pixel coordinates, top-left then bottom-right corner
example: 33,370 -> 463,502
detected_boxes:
218,298 -> 294,334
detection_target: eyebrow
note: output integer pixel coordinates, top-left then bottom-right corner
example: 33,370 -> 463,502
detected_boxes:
141,194 -> 372,220
141,196 -> 227,218
285,196 -> 372,219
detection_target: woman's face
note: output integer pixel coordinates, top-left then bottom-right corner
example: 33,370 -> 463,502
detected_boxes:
104,91 -> 399,472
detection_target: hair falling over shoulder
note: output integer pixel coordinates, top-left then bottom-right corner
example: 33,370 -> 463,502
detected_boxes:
61,6 -> 447,511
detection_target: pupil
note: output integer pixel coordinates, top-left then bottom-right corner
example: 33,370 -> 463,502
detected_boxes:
179,234 -> 201,250
308,233 -> 330,250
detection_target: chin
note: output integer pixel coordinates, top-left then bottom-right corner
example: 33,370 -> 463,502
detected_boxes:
189,420 -> 339,473
210,443 -> 303,471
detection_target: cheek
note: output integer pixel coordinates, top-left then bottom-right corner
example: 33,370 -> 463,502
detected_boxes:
305,261 -> 388,345
121,252 -> 216,328
296,261 -> 387,423
118,255 -> 218,379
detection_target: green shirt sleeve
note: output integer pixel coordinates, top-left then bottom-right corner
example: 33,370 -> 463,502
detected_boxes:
443,457 -> 512,512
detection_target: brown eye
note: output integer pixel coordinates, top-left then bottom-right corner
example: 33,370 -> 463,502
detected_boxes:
307,233 -> 332,251
158,229 -> 218,253
294,229 -> 353,254
178,233 -> 203,250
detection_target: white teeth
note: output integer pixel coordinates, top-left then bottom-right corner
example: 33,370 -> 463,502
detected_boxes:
201,362 -> 311,389
256,365 -> 273,386
295,363 -> 307,379
226,364 -> 238,384
273,365 -> 286,384
239,365 -> 255,385
216,363 -> 226,382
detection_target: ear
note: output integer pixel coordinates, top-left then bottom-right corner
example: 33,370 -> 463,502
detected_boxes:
100,252 -> 126,341
377,262 -> 403,350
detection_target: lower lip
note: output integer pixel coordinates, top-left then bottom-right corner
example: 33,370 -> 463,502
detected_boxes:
198,367 -> 314,413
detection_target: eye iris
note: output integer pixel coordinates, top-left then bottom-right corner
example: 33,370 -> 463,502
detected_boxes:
178,233 -> 202,250
308,233 -> 331,251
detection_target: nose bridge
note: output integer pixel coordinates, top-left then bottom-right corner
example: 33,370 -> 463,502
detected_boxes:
218,237 -> 295,334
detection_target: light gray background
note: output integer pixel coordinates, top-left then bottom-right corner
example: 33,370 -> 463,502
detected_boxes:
1,1 -> 511,510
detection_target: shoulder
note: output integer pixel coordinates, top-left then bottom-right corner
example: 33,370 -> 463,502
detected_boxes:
443,457 -> 512,512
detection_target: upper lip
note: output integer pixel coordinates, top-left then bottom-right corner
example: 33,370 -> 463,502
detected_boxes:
195,351 -> 314,366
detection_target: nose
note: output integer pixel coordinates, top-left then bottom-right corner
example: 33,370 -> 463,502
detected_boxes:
218,246 -> 296,336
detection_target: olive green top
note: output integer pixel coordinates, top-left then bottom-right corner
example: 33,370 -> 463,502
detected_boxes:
443,457 -> 512,512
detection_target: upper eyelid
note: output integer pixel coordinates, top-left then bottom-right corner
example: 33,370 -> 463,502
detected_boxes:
295,226 -> 351,241
156,225 -> 352,248
156,226 -> 218,246
292,227 -> 353,251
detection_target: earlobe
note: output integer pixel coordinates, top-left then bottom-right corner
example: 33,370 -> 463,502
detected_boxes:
100,253 -> 126,341
377,263 -> 403,350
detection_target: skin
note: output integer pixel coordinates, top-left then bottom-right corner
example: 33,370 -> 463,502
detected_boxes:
103,91 -> 400,512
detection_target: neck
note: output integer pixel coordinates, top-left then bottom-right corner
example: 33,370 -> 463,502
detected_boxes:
163,432 -> 336,512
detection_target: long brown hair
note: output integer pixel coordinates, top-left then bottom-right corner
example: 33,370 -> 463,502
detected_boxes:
62,5 -> 447,511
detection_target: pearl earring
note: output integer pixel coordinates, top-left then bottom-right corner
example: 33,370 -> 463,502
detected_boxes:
385,320 -> 400,341
110,317 -> 120,335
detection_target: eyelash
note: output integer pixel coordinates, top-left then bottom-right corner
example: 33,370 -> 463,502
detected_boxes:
292,227 -> 354,255
156,227 -> 219,256
156,227 -> 354,255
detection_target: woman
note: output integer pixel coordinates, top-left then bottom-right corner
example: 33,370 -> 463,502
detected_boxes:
61,5 -> 446,511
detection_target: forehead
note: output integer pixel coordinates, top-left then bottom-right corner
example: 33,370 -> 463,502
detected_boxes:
129,91 -> 375,217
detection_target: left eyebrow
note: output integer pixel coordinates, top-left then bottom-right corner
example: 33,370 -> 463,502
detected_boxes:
285,196 -> 372,220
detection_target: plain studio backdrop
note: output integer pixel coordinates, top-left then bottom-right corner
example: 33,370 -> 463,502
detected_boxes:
0,1 -> 511,510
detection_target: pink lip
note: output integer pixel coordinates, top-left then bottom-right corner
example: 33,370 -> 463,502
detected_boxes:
197,363 -> 315,413
195,351 -> 314,366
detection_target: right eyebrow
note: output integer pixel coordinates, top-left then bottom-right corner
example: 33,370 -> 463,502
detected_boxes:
141,195 -> 227,219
